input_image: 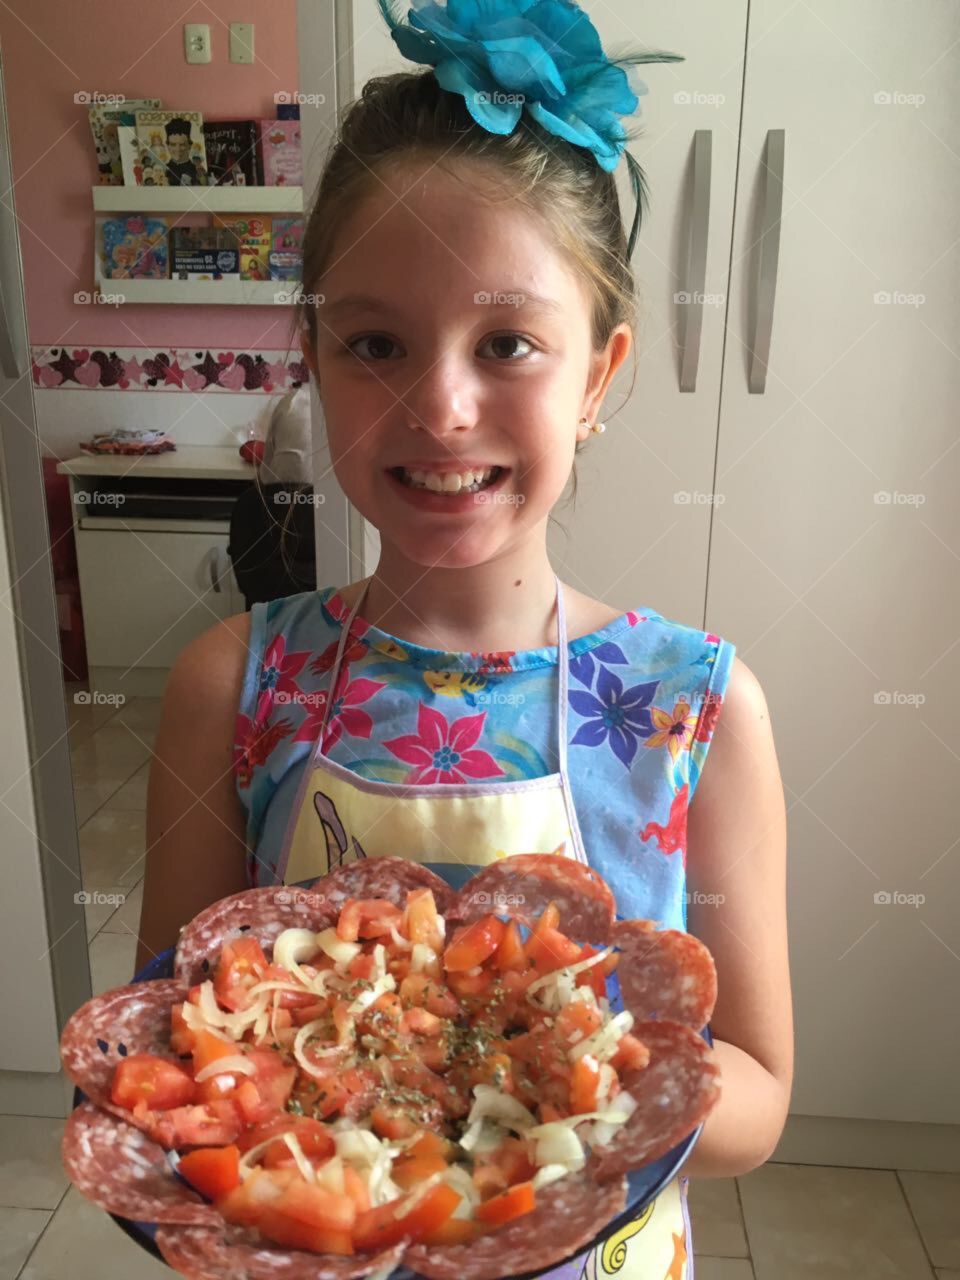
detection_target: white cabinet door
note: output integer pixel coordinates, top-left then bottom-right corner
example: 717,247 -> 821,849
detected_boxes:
77,529 -> 239,670
707,0 -> 960,1123
348,1 -> 748,626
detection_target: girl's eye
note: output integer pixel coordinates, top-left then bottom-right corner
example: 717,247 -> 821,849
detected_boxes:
346,335 -> 399,361
345,333 -> 535,362
479,333 -> 534,361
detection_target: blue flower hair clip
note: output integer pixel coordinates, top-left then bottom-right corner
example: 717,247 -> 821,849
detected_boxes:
376,0 -> 684,256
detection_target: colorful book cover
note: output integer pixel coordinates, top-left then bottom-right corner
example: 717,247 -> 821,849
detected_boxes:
135,109 -> 208,186
87,97 -> 161,185
169,227 -> 241,280
269,216 -> 304,281
257,119 -> 302,187
202,120 -> 262,186
97,215 -> 169,280
213,214 -> 272,281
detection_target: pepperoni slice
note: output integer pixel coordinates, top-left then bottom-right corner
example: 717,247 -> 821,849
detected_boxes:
310,856 -> 459,918
155,1222 -> 407,1279
62,1102 -> 219,1226
449,853 -> 615,943
403,1172 -> 628,1280
612,919 -> 718,1029
60,979 -> 188,1110
588,1020 -> 722,1182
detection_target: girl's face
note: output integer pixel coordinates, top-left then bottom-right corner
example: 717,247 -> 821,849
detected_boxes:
301,160 -> 630,571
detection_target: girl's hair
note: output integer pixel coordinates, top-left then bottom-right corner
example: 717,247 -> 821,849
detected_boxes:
295,68 -> 640,512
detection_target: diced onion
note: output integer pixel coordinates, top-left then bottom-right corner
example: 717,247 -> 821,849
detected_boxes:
182,981 -> 271,1040
314,1154 -> 345,1195
293,1019 -> 347,1079
458,1118 -> 509,1154
346,971 -> 396,1016
390,1171 -> 444,1219
193,1055 -> 257,1084
442,1165 -> 479,1218
315,927 -> 362,968
525,948 -> 613,1011
582,1091 -> 639,1149
281,1132 -> 317,1183
569,1010 -> 634,1062
526,1122 -> 585,1171
387,923 -> 412,950
334,1128 -> 385,1163
409,943 -> 435,973
532,1163 -> 572,1190
467,1085 -> 537,1133
273,927 -> 323,986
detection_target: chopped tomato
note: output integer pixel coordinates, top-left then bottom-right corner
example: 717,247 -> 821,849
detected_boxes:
196,1073 -> 241,1104
492,919 -> 527,971
443,915 -> 505,972
139,1099 -> 243,1149
177,1145 -> 240,1200
260,1118 -> 337,1168
398,973 -> 461,1019
370,1103 -> 419,1141
170,1004 -> 195,1055
488,1136 -> 537,1186
220,1168 -> 355,1255
610,1032 -> 651,1073
214,937 -> 268,1012
291,1000 -> 329,1027
554,1000 -> 603,1046
258,1209 -> 354,1256
352,1183 -> 461,1252
475,1180 -> 536,1227
569,1054 -> 601,1114
423,1217 -> 483,1246
526,923 -> 581,972
342,1165 -> 370,1214
574,943 -> 609,1000
191,1029 -> 239,1076
337,899 -> 402,943
346,951 -> 378,981
244,1047 -> 297,1112
445,968 -> 494,1000
258,963 -> 324,1009
399,1007 -> 442,1037
233,1080 -> 274,1126
401,888 -> 443,951
408,1131 -> 458,1162
472,1162 -> 508,1200
391,1152 -> 449,1189
111,1054 -> 196,1112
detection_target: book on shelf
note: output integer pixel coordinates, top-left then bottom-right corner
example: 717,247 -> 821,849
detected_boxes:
212,214 -> 272,280
256,119 -> 302,187
95,214 -> 170,280
87,98 -> 161,185
269,216 -> 304,281
169,226 -> 241,281
135,109 -> 208,186
202,120 -> 263,186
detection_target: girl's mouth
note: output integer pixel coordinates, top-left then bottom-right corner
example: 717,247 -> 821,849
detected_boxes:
387,465 -> 505,495
384,465 -> 512,513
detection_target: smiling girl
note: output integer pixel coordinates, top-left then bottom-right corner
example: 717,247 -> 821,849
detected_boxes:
138,3 -> 792,1274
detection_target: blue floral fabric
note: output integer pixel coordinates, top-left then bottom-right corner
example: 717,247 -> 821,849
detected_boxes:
233,586 -> 735,931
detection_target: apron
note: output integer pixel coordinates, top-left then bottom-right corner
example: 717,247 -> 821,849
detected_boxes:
276,574 -> 693,1280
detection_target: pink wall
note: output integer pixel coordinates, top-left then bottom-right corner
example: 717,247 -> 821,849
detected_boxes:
1,0 -> 302,349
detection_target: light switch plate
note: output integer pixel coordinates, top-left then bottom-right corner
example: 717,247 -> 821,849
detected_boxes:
229,23 -> 255,64
184,24 -> 211,65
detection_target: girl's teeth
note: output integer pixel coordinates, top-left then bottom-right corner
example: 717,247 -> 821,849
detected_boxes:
401,467 -> 498,493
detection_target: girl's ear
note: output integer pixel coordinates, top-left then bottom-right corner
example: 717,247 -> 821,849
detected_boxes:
299,327 -> 319,384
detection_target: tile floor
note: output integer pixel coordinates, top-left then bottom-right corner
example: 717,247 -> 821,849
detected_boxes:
1,690 -> 957,1278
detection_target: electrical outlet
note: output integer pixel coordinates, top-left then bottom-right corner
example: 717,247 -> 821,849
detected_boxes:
229,23 -> 255,65
184,24 -> 211,64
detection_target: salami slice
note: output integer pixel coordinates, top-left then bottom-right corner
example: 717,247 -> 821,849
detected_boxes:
309,856 -> 459,917
174,886 -> 338,986
588,1020 -> 721,1182
62,1102 -> 219,1226
612,919 -> 717,1029
60,979 -> 188,1108
403,1172 -> 628,1280
449,853 -> 615,943
155,1221 -> 407,1280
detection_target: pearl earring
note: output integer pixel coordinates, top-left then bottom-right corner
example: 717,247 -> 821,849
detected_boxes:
579,415 -> 606,435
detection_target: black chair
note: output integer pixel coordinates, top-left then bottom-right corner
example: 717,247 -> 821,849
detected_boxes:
228,481 -> 317,609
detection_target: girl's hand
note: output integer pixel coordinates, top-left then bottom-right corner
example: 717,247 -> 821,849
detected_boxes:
683,657 -> 793,1178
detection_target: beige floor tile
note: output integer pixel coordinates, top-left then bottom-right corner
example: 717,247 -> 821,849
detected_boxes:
78,809 -> 145,889
740,1163 -> 935,1280
0,1206 -> 51,1280
72,782 -> 118,827
64,688 -> 122,744
69,724 -> 151,790
113,697 -> 163,733
88,931 -> 138,995
101,881 -> 144,937
80,886 -> 128,939
693,1260 -> 755,1280
899,1172 -> 960,1269
20,1186 -> 169,1279
0,1117 -> 70,1210
688,1177 -> 749,1257
109,761 -> 149,811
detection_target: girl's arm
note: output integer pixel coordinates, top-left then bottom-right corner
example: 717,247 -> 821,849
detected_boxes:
683,656 -> 794,1178
135,613 -> 253,973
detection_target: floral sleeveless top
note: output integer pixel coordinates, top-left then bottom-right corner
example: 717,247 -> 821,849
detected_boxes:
232,587 -> 735,934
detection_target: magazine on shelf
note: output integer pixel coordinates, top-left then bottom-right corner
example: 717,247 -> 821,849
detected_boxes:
202,120 -> 262,186
135,109 -> 208,186
95,214 -> 170,280
87,98 -> 161,185
256,118 -> 302,186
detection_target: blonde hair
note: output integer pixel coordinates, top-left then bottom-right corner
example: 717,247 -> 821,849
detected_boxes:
295,68 -> 642,507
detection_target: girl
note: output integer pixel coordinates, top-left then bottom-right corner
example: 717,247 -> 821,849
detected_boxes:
138,4 -> 792,1274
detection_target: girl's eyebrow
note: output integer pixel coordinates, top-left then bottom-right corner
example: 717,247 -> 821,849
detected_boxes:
324,291 -> 564,320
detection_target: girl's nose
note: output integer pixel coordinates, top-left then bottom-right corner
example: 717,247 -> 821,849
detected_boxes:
400,356 -> 480,437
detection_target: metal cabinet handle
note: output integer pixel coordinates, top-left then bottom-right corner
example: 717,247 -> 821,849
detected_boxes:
209,546 -> 224,593
749,129 -> 786,394
679,129 -> 712,393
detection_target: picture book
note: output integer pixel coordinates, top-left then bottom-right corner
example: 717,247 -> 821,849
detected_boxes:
87,97 -> 161,185
257,119 -> 302,187
96,215 -> 169,280
269,216 -> 304,281
135,109 -> 208,186
169,227 -> 241,281
213,214 -> 272,281
202,120 -> 262,186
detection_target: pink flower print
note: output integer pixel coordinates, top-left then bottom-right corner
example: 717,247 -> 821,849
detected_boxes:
233,690 -> 293,788
294,673 -> 385,747
260,635 -> 311,706
385,702 -> 505,784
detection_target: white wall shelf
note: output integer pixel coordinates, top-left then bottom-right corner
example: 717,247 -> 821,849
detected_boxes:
92,185 -> 303,213
92,277 -> 302,306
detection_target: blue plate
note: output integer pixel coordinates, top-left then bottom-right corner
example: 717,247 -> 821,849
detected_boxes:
73,944 -> 711,1277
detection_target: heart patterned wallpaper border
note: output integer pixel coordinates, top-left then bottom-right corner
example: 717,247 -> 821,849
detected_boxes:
31,346 -> 310,392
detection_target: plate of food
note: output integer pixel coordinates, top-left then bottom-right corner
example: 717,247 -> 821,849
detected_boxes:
61,854 -> 720,1279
